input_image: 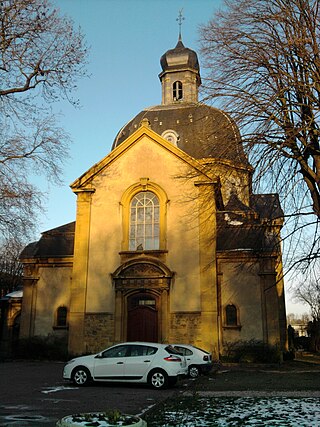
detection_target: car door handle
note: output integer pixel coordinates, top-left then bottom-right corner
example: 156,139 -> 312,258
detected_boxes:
117,362 -> 124,364
144,360 -> 151,363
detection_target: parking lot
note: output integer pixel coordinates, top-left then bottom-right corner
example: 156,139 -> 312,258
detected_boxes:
0,361 -> 185,426
1,358 -> 320,426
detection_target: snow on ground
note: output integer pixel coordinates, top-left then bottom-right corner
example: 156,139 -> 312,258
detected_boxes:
41,386 -> 78,394
148,397 -> 320,426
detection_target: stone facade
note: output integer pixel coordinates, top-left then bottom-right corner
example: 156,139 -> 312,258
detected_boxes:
83,313 -> 114,354
169,312 -> 202,344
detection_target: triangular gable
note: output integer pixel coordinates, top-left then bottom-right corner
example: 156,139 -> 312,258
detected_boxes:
71,124 -> 217,191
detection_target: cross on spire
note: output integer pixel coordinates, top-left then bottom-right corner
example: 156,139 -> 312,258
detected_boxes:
176,9 -> 185,41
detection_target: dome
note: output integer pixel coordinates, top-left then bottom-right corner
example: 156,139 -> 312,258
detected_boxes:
112,37 -> 248,165
159,39 -> 200,76
112,102 -> 248,164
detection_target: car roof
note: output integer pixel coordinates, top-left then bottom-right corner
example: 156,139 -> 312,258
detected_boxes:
117,342 -> 166,346
172,344 -> 210,352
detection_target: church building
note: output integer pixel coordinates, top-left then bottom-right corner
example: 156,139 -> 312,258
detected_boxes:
19,35 -> 287,358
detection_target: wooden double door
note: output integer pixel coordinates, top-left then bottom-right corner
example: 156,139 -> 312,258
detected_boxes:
127,293 -> 158,342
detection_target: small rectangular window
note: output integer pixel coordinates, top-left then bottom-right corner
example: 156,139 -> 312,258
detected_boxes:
56,306 -> 68,328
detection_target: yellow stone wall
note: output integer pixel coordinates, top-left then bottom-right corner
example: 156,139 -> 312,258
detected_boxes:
219,257 -> 264,346
84,136 -> 212,314
69,129 -> 218,355
83,313 -> 114,353
34,266 -> 71,335
201,159 -> 252,208
20,262 -> 72,338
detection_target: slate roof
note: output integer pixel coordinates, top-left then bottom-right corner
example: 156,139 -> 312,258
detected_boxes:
112,103 -> 248,165
217,193 -> 283,253
251,194 -> 284,221
20,222 -> 75,259
159,39 -> 200,76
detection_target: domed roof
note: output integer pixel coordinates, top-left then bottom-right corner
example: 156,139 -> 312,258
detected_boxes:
112,102 -> 248,164
159,39 -> 200,75
112,37 -> 248,165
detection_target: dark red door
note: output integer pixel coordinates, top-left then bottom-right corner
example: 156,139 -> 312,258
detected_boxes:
127,303 -> 158,342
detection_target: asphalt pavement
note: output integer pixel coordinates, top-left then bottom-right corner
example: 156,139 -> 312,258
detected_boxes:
0,361 -> 184,427
1,357 -> 320,427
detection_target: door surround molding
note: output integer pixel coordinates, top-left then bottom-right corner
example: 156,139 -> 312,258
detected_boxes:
112,258 -> 173,342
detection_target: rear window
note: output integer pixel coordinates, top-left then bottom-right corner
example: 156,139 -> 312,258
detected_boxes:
164,345 -> 183,355
193,346 -> 210,354
173,346 -> 193,356
128,345 -> 158,357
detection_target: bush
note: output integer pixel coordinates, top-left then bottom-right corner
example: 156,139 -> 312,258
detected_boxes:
221,340 -> 281,363
13,334 -> 68,361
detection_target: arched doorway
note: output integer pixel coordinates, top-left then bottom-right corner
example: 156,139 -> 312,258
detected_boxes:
112,258 -> 173,343
127,293 -> 158,342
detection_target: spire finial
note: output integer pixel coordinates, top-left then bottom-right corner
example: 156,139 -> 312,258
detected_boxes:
176,9 -> 185,41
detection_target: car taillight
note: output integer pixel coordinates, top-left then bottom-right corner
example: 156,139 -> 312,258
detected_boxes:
203,355 -> 209,361
164,355 -> 182,362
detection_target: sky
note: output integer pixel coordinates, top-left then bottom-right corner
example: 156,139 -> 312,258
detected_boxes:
33,0 -> 308,316
40,0 -> 219,234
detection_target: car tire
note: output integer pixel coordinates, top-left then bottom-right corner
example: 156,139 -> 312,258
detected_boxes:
189,365 -> 200,378
148,369 -> 169,389
72,366 -> 91,386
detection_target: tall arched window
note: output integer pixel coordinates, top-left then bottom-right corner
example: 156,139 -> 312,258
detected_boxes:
129,191 -> 160,251
173,81 -> 183,100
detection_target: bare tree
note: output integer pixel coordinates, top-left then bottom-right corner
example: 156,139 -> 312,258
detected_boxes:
295,274 -> 320,321
294,270 -> 320,350
0,238 -> 24,297
0,0 -> 88,240
199,0 -> 320,271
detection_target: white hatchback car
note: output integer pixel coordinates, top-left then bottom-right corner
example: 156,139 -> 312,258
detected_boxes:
171,344 -> 213,378
63,342 -> 187,389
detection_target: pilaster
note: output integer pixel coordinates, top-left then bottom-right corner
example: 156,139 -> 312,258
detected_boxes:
68,189 -> 94,355
196,181 -> 219,358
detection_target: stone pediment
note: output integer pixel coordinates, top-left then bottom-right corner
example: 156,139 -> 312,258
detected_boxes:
112,260 -> 173,291
121,263 -> 164,278
70,124 -> 215,192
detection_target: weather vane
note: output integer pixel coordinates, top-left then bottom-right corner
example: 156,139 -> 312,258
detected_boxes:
176,9 -> 185,40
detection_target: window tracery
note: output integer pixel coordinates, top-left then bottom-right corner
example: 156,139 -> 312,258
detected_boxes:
129,191 -> 160,251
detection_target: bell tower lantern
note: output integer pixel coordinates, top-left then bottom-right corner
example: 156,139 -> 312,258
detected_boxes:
158,12 -> 201,105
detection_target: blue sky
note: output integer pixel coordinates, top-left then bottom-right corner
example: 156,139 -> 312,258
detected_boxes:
36,0 -> 306,315
39,0 -> 221,235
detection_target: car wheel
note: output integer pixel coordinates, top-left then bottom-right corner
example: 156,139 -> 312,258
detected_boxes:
189,365 -> 200,378
148,369 -> 169,389
72,366 -> 91,386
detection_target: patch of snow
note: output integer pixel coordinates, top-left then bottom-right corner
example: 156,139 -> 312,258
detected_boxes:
41,386 -> 78,394
5,290 -> 23,298
153,397 -> 320,426
224,214 -> 243,226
